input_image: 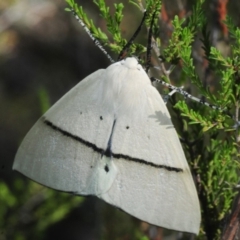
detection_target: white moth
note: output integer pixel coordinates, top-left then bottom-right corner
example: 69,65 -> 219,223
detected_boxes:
13,57 -> 201,234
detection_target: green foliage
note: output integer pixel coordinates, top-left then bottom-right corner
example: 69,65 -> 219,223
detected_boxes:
38,87 -> 51,114
163,2 -> 209,98
0,179 -> 83,240
66,0 -> 109,43
66,0 -> 146,55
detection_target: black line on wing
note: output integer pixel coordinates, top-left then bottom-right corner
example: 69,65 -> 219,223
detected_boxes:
43,118 -> 183,173
43,118 -> 103,154
112,153 -> 182,172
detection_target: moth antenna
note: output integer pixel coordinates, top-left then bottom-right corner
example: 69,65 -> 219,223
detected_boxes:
151,77 -> 223,110
117,10 -> 148,61
71,8 -> 115,63
163,88 -> 183,104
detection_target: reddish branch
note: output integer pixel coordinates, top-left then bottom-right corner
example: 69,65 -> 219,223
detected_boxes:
221,191 -> 240,240
216,0 -> 229,37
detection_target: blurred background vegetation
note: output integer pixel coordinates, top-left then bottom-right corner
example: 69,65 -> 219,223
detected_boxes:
1,0 -> 240,239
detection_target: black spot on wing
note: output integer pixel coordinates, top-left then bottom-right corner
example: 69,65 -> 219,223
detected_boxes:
104,164 -> 109,172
